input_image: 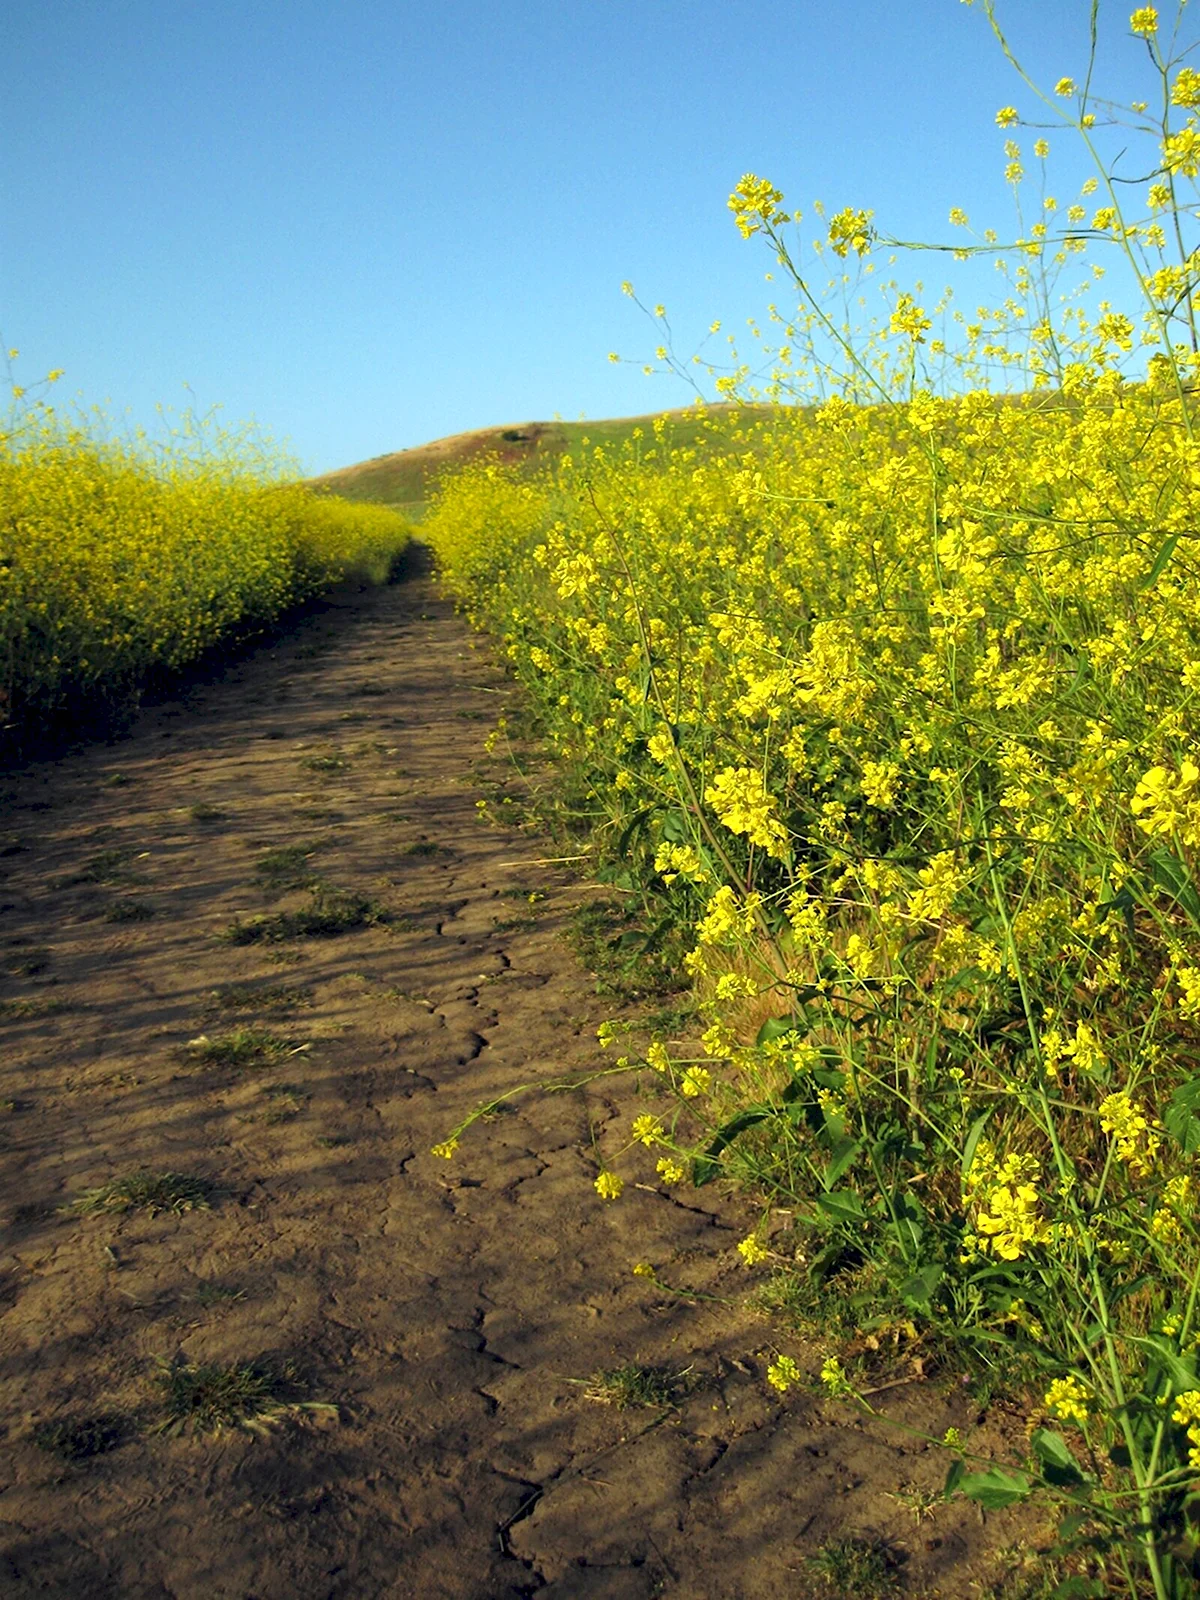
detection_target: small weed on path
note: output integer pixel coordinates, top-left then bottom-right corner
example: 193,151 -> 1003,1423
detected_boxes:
103,898 -> 155,923
0,995 -> 65,1019
206,982 -> 313,1015
54,848 -> 129,888
185,1028 -> 303,1068
219,886 -> 384,944
254,1083 -> 307,1123
191,1281 -> 247,1308
67,1171 -> 210,1217
253,841 -> 329,891
189,802 -> 227,822
580,1363 -> 687,1409
299,751 -> 349,775
805,1537 -> 901,1598
152,1358 -> 335,1437
32,1414 -> 130,1461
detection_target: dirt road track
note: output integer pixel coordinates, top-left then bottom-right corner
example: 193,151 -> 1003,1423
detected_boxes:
0,557 -> 1032,1598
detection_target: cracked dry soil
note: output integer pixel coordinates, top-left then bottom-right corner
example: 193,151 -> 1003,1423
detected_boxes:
0,558 -> 1037,1599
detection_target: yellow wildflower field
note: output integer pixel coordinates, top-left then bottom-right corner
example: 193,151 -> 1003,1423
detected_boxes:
1,399 -> 412,739
426,6 -> 1200,1578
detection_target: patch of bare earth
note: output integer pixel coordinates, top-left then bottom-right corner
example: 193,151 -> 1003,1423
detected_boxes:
0,555 -> 1043,1598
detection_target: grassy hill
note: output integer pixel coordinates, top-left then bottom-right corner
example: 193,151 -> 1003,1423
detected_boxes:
308,404 -> 774,517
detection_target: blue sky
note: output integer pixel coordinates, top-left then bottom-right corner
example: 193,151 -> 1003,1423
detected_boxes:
2,1 -> 1179,476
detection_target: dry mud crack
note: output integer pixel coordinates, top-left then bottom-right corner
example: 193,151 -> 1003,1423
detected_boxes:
0,563 -> 1037,1599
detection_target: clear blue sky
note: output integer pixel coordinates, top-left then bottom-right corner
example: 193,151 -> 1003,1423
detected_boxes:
2,1 -> 1175,476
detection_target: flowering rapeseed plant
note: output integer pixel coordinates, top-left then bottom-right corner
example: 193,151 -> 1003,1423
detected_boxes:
425,6 -> 1200,1590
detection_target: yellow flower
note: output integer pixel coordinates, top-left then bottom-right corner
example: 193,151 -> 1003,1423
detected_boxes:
631,1114 -> 663,1146
632,1260 -> 656,1278
1055,77 -> 1076,97
705,765 -> 788,857
827,206 -> 874,258
1130,7 -> 1158,35
1044,1375 -> 1091,1427
996,106 -> 1019,128
1131,760 -> 1200,844
728,173 -> 785,239
1173,1391 -> 1200,1471
431,1139 -> 459,1160
594,1171 -> 624,1201
1151,1176 -> 1192,1246
656,1156 -> 685,1185
1099,1090 -> 1161,1176
646,1040 -> 670,1073
767,1354 -> 802,1393
906,851 -> 964,922
820,1355 -> 853,1395
737,1234 -> 769,1265
680,1066 -> 711,1098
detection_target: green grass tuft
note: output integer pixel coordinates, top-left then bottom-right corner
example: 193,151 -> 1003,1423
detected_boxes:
581,1363 -> 686,1409
67,1171 -> 210,1217
253,840 -> 329,890
207,982 -> 313,1015
103,897 -> 155,923
32,1414 -> 129,1461
185,1027 -> 301,1067
152,1358 -> 335,1437
218,886 -> 384,944
189,802 -> 227,822
299,751 -> 349,774
805,1537 -> 901,1598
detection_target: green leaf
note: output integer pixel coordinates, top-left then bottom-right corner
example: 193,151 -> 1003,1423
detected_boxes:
616,806 -> 653,859
899,1263 -> 943,1312
1030,1427 -> 1086,1488
815,1189 -> 867,1225
1141,530 -> 1180,590
1149,847 -> 1200,930
660,808 -> 690,844
943,1456 -> 965,1499
956,1465 -> 1033,1509
692,1107 -> 777,1186
1131,1335 -> 1200,1397
824,1139 -> 861,1188
757,1015 -> 802,1047
1096,884 -> 1136,937
961,1111 -> 991,1185
1164,1076 -> 1200,1154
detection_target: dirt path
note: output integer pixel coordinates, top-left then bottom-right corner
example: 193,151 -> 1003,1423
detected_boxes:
0,561 -> 1034,1599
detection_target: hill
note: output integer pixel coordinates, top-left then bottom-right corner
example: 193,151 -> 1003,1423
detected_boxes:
308,404 -> 773,516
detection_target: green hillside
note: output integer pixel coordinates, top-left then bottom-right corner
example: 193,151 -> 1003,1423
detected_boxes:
308,405 -> 774,516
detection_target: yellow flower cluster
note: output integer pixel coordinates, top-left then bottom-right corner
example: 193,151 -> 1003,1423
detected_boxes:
1131,760 -> 1200,849
704,766 -> 789,858
2,406 -> 412,730
1098,1090 -> 1162,1176
1173,1390 -> 1200,1472
422,108 -> 1200,1388
964,1144 -> 1052,1261
1044,1374 -> 1091,1427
